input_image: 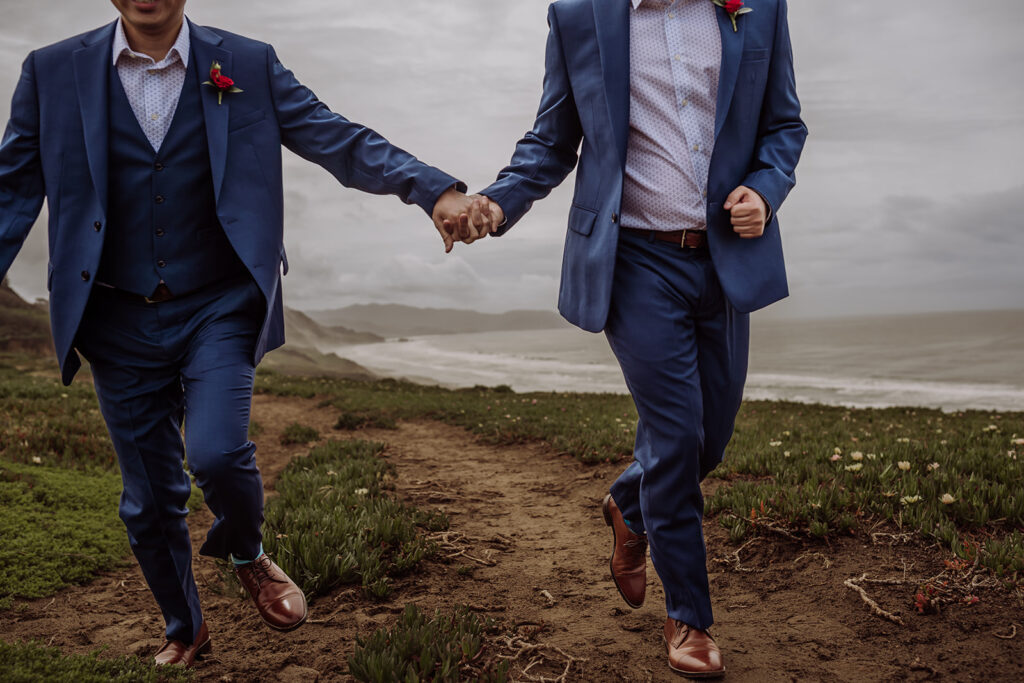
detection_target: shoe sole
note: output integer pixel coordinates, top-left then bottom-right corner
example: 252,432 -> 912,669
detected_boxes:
667,662 -> 726,679
603,494 -> 644,609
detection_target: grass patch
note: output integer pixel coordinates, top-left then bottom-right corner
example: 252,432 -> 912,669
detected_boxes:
0,357 -> 113,471
0,460 -> 126,609
334,412 -> 398,431
0,640 -> 192,683
247,419 -> 264,439
258,374 -> 635,463
263,440 -> 448,599
256,372 -> 1024,579
279,423 -> 320,445
348,604 -> 508,682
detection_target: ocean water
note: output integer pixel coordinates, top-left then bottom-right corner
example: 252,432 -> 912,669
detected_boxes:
331,311 -> 1024,412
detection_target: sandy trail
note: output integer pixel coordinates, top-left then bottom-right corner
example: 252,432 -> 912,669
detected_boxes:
2,393 -> 1021,681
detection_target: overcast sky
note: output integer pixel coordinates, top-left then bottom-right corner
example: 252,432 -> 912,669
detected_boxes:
1,0 -> 1022,318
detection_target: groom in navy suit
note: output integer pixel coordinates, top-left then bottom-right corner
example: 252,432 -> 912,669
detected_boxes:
456,0 -> 806,676
0,0 -> 484,667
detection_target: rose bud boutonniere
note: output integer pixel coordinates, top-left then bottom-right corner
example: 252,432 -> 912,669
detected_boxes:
712,0 -> 753,32
203,61 -> 243,105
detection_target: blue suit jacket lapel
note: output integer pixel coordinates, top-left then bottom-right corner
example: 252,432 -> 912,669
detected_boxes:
714,5 -> 746,139
72,22 -> 115,218
594,0 -> 630,169
190,21 -> 231,204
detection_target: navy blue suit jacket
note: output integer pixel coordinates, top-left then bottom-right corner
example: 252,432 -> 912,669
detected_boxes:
0,20 -> 461,384
482,0 -> 807,332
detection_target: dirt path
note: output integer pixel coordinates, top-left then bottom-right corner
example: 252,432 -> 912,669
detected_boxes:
3,394 -> 1022,681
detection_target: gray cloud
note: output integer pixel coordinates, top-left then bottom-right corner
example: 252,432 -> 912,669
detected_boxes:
1,0 -> 1022,316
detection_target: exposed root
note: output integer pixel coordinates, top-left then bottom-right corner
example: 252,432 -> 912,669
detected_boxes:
712,537 -> 761,573
793,552 -> 832,569
496,635 -> 587,683
870,531 -> 914,546
724,513 -> 799,541
844,574 -> 906,626
993,623 -> 1019,640
429,531 -> 499,567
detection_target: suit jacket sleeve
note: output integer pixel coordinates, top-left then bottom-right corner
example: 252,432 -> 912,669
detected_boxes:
481,4 -> 583,235
0,52 -> 45,281
265,45 -> 464,216
741,0 -> 808,219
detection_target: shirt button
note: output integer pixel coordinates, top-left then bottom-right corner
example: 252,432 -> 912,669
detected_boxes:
674,54 -> 682,61
155,195 -> 164,204
668,12 -> 675,18
93,221 -> 102,232
680,99 -> 689,108
157,260 -> 166,269
150,113 -> 159,121
155,228 -> 165,237
693,144 -> 700,152
81,271 -> 90,282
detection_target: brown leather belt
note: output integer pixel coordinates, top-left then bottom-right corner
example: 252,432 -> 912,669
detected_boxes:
622,227 -> 707,249
95,282 -> 181,305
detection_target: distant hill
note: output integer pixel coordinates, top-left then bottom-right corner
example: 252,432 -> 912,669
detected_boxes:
0,279 -> 52,355
306,304 -> 567,338
283,307 -> 383,351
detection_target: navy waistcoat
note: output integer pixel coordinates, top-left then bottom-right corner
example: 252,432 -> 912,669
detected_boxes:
97,53 -> 245,296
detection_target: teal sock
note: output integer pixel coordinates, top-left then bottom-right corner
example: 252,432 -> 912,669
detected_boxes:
231,543 -> 264,566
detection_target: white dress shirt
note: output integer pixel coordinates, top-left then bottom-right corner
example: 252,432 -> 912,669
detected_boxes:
112,17 -> 191,152
620,0 -> 721,232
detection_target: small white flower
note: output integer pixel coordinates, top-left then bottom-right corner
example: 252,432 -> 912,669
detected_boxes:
354,488 -> 369,496
897,437 -> 911,443
897,461 -> 911,471
940,493 -> 956,505
845,463 -> 863,472
783,451 -> 791,458
769,441 -> 782,447
834,447 -> 843,454
31,456 -> 42,464
927,462 -> 940,472
866,453 -> 878,460
851,451 -> 864,461
783,430 -> 791,436
1012,438 -> 1024,446
900,495 -> 921,505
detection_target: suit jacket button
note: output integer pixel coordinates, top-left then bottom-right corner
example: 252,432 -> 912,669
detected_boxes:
81,271 -> 90,281
154,162 -> 164,171
93,221 -> 102,231
155,228 -> 165,237
155,195 -> 164,204
157,260 -> 166,268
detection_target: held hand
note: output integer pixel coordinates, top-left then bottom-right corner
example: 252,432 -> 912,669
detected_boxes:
431,189 -> 501,253
723,185 -> 768,240
440,195 -> 504,249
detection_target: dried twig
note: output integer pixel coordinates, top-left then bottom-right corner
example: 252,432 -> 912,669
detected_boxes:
539,589 -> 557,608
712,537 -> 760,573
993,623 -> 1019,640
844,574 -> 906,626
497,635 -> 586,683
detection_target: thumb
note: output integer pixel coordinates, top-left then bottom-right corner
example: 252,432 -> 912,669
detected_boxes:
723,186 -> 749,211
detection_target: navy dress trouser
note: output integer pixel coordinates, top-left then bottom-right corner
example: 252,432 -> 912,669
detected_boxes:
75,275 -> 266,643
606,230 -> 749,630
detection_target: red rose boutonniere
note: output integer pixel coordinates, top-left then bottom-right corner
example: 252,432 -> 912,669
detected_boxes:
203,61 -> 243,105
712,0 -> 753,32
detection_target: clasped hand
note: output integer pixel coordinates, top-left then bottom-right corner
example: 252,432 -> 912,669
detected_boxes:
431,188 -> 505,253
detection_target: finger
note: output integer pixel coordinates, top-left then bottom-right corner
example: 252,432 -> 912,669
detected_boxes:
723,186 -> 749,211
457,213 -> 471,240
439,220 -> 455,253
469,199 -> 488,237
488,203 -> 503,233
476,198 -> 495,235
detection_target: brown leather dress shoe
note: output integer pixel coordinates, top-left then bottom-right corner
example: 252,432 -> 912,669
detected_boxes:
664,619 -> 725,679
235,554 -> 308,631
154,621 -> 211,667
602,493 -> 647,608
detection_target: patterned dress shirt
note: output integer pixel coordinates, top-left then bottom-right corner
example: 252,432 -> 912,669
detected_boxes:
112,17 -> 191,152
620,0 -> 721,232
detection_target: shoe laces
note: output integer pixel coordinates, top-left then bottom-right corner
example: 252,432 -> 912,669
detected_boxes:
248,555 -> 274,589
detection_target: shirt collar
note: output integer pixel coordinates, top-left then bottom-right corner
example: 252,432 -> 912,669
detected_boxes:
112,16 -> 190,69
